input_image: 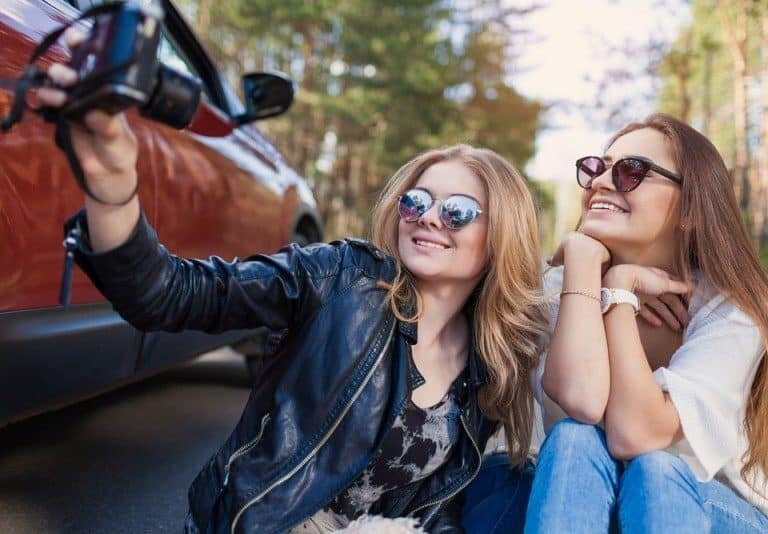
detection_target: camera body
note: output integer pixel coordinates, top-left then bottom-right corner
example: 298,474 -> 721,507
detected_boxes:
64,0 -> 201,129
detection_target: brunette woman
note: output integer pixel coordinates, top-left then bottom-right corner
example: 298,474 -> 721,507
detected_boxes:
463,113 -> 768,534
36,31 -> 548,534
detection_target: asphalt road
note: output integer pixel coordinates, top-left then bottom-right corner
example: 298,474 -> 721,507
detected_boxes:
0,349 -> 252,534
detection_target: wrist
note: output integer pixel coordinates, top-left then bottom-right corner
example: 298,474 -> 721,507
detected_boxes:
85,171 -> 139,205
563,241 -> 606,269
602,266 -> 635,291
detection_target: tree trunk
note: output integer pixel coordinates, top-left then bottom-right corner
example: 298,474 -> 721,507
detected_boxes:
758,6 -> 768,246
196,0 -> 213,37
716,0 -> 751,217
701,38 -> 717,137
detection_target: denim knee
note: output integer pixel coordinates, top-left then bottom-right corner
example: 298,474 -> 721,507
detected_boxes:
622,450 -> 695,488
541,418 -> 607,454
618,451 -> 707,534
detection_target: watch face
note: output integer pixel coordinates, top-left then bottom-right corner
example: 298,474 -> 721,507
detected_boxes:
600,288 -> 611,314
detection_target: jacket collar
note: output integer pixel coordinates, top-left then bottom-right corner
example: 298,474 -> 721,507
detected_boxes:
397,311 -> 489,393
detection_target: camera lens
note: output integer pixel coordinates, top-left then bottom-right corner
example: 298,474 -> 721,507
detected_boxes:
140,63 -> 202,129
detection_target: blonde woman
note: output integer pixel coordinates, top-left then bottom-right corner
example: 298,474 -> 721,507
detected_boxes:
465,114 -> 768,534
38,32 -> 547,533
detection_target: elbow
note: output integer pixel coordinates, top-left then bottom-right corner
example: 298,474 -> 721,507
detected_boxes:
561,402 -> 604,426
606,428 -> 656,461
542,378 -> 606,425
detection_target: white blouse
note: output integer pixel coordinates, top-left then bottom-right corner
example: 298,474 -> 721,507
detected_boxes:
532,265 -> 768,513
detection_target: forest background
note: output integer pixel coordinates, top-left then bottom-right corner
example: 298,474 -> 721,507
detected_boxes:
175,0 -> 768,264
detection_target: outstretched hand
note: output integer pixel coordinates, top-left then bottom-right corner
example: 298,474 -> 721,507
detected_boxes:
32,28 -> 138,204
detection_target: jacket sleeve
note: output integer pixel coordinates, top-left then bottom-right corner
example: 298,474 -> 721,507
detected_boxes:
64,209 -> 347,334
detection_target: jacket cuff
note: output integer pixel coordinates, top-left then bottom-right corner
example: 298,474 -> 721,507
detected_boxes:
63,208 -> 159,291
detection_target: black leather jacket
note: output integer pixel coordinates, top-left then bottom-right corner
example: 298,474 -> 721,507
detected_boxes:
64,210 -> 497,534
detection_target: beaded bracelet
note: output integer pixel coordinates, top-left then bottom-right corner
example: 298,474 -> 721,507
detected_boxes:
560,289 -> 600,302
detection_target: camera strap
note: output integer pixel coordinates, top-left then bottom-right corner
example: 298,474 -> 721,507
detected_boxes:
1,1 -> 140,205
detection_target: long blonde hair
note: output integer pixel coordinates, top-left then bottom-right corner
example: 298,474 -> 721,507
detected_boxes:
370,144 -> 548,466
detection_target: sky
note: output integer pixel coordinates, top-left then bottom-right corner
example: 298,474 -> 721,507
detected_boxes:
506,0 -> 690,182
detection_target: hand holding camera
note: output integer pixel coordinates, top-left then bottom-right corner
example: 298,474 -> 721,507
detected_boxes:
21,0 -> 202,253
38,28 -> 145,256
39,45 -> 140,208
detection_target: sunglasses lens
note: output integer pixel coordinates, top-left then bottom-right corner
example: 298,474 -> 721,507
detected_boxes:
614,158 -> 647,191
577,157 -> 604,188
441,196 -> 480,230
398,189 -> 431,221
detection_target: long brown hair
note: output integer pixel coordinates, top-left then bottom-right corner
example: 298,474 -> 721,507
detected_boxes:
370,144 -> 549,466
610,114 -> 768,484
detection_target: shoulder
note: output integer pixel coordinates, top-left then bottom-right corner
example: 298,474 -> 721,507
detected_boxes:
687,276 -> 758,334
288,238 -> 395,282
679,279 -> 763,360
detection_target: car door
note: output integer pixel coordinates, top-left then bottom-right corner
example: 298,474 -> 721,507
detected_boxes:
0,0 -> 154,424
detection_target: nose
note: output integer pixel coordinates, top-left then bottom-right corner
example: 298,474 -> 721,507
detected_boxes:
417,200 -> 445,230
590,166 -> 615,191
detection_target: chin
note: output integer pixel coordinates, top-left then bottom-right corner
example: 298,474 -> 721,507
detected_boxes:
579,226 -> 621,249
401,256 -> 444,281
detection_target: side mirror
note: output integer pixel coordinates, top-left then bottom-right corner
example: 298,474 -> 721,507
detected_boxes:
234,72 -> 296,125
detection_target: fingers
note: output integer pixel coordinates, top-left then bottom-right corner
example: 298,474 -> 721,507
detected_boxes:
665,278 -> 693,295
645,298 -> 681,331
64,27 -> 87,50
48,63 -> 78,88
34,27 -> 84,109
638,304 -> 663,327
34,87 -> 67,108
660,293 -> 689,326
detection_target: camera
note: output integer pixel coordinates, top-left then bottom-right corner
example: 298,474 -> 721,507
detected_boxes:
63,0 -> 201,129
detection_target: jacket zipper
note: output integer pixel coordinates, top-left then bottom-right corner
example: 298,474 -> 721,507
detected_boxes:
222,412 -> 272,487
60,224 -> 82,309
407,413 -> 482,516
230,318 -> 397,534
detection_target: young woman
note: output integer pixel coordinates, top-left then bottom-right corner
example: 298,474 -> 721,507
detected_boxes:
464,113 -> 768,534
37,31 -> 548,534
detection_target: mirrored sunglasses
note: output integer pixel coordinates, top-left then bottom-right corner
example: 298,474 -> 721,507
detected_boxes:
397,188 -> 483,230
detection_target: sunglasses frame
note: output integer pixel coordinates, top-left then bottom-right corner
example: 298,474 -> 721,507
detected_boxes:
397,188 -> 483,230
576,155 -> 683,192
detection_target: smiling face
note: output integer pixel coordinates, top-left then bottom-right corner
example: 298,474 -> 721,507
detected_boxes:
580,128 -> 682,265
397,160 -> 489,286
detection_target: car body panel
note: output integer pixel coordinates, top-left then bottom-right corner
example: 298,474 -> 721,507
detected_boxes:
0,0 -> 322,425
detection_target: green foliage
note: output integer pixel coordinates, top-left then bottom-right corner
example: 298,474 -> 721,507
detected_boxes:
177,0 -> 544,239
656,0 -> 768,247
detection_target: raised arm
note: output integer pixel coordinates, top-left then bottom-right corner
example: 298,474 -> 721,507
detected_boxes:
36,29 -> 142,252
542,232 -> 612,424
600,265 -> 692,459
42,29 -> 342,335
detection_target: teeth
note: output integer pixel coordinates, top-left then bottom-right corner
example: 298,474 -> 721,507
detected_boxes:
591,202 -> 625,213
415,239 -> 448,249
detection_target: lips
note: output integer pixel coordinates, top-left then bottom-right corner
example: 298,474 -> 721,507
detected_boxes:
411,234 -> 451,250
589,199 -> 628,213
414,239 -> 448,250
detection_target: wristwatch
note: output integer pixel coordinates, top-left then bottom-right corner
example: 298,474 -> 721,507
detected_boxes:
600,287 -> 639,315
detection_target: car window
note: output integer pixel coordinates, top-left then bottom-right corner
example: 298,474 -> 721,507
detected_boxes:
156,31 -> 213,103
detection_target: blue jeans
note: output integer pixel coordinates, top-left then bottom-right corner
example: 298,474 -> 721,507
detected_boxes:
525,419 -> 768,533
461,453 -> 535,533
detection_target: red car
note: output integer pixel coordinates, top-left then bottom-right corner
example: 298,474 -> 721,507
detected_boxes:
0,0 -> 323,426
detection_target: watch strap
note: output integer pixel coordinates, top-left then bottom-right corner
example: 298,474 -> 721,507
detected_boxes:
600,287 -> 639,315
